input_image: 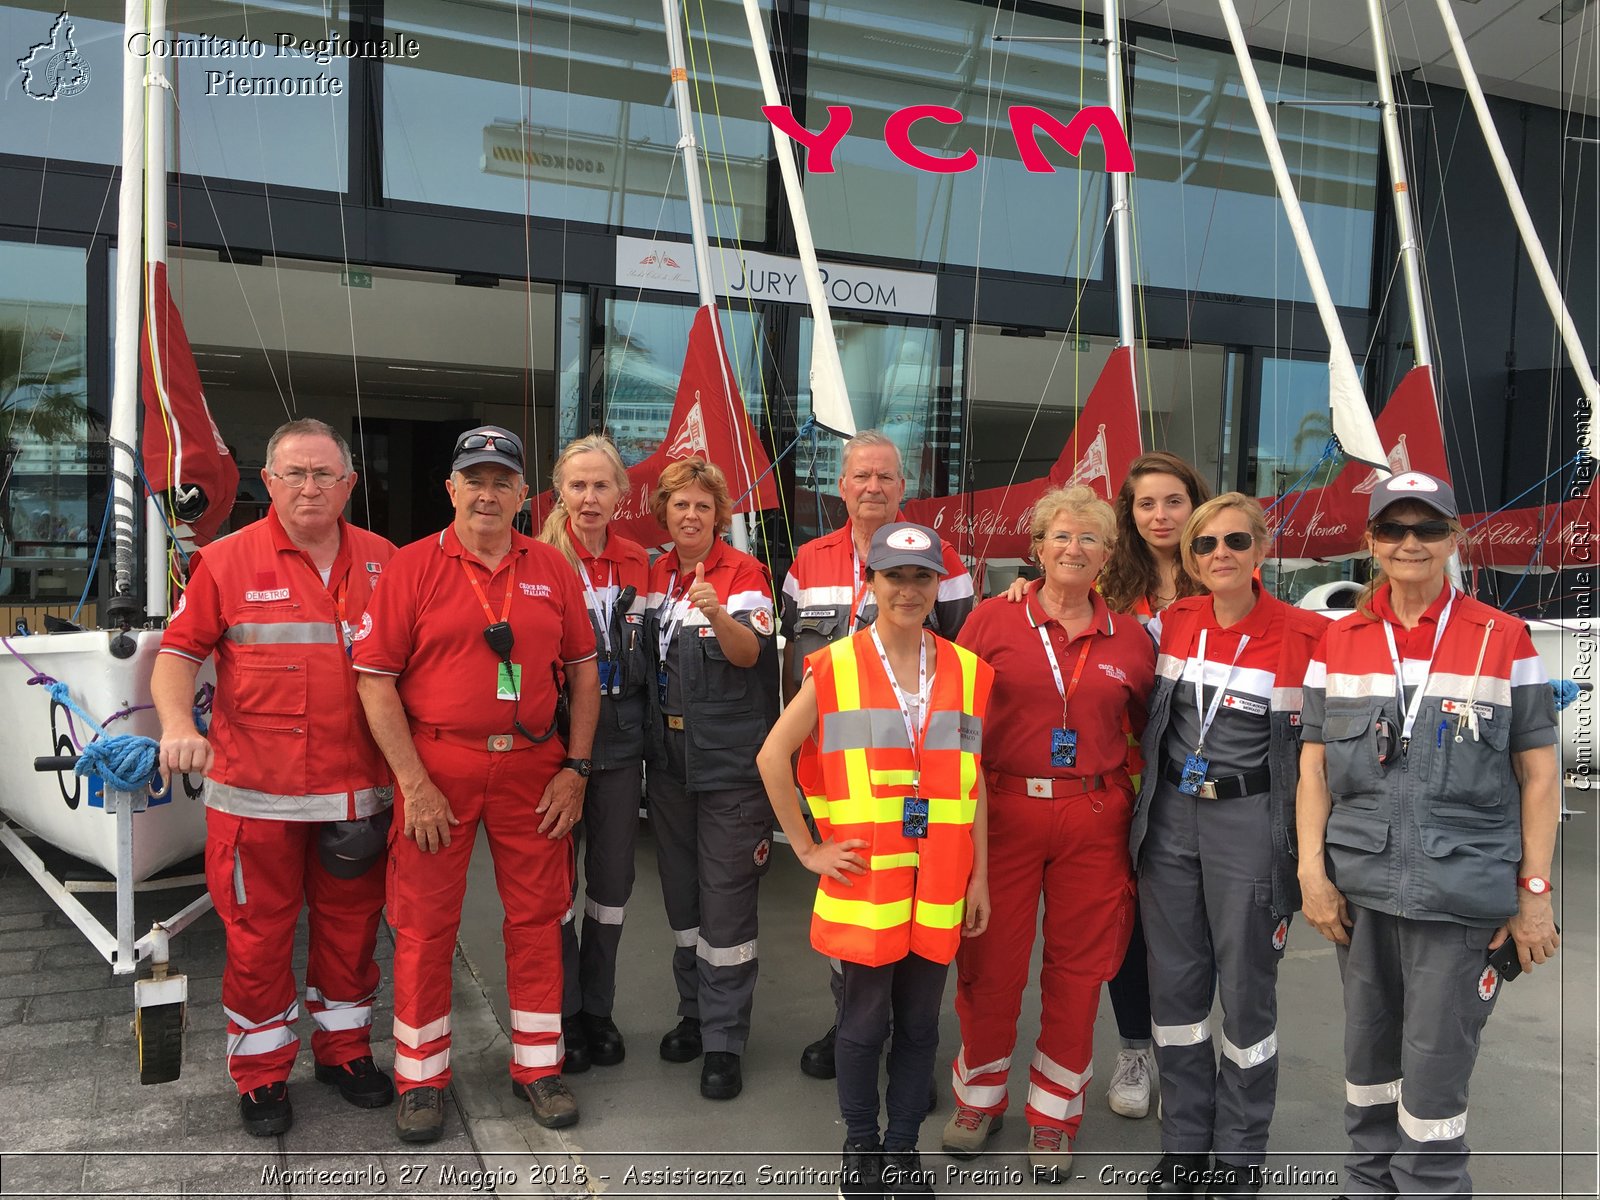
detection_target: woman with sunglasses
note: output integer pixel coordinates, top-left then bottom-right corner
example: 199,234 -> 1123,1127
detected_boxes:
536,434 -> 650,1075
1129,493 -> 1328,1199
645,456 -> 779,1103
943,486 -> 1156,1184
1296,472 -> 1559,1199
1003,452 -> 1213,1122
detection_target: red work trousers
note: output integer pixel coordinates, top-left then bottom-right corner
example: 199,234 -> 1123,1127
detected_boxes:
387,735 -> 571,1094
951,778 -> 1136,1136
204,808 -> 385,1094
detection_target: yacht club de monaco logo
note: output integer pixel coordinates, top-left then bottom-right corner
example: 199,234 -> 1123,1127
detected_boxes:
17,11 -> 90,101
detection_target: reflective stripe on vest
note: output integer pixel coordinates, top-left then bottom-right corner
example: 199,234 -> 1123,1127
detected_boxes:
801,630 -> 990,968
222,621 -> 343,646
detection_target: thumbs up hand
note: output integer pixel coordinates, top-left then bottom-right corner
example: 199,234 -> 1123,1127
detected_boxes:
686,560 -> 721,619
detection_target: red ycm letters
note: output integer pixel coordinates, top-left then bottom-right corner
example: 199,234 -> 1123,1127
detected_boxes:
761,104 -> 1135,174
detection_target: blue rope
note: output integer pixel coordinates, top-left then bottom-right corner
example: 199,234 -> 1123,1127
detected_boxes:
1498,457 -> 1582,611
135,459 -> 192,571
734,416 -> 817,510
42,680 -> 164,796
1462,454 -> 1585,534
70,492 -> 114,627
1261,438 -> 1340,517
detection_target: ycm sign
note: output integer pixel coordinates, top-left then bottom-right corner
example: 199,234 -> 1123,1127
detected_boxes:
763,104 -> 1134,174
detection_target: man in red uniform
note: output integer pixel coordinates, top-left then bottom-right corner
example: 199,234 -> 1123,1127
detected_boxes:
154,417 -> 397,1137
354,426 -> 599,1144
780,429 -> 975,1079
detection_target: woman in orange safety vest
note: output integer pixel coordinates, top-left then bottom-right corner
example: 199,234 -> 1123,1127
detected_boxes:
758,520 -> 993,1200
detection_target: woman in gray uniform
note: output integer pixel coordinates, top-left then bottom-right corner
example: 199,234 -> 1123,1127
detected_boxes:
1297,471 -> 1559,1199
645,456 -> 779,1103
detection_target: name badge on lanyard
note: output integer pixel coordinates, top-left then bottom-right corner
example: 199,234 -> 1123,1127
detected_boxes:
870,626 -> 932,839
656,569 -> 691,706
1037,622 -> 1094,771
1179,628 -> 1250,797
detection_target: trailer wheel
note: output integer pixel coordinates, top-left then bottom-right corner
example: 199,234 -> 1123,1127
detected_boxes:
136,1001 -> 185,1085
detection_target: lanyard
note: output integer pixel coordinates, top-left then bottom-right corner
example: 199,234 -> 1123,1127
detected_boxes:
580,556 -> 615,656
870,625 -> 932,790
1038,624 -> 1094,723
460,558 -> 515,626
850,548 -> 871,629
656,569 -> 692,666
1382,590 -> 1456,743
1191,628 -> 1251,754
330,576 -> 351,647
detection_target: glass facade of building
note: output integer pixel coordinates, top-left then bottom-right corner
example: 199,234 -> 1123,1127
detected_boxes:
1,0 -> 1591,606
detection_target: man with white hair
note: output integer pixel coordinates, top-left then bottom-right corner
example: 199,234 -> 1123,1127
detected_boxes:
780,429 -> 975,1079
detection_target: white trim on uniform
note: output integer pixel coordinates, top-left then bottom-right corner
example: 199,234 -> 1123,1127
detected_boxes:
584,897 -> 627,925
512,1041 -> 564,1068
1346,1078 -> 1402,1107
1026,1084 -> 1086,1121
394,1014 -> 452,1048
1397,1097 -> 1468,1142
697,936 -> 757,966
673,926 -> 699,948
509,1009 -> 562,1035
1220,1030 -> 1278,1069
1152,1018 -> 1212,1047
394,1049 -> 450,1081
1030,1049 -> 1092,1093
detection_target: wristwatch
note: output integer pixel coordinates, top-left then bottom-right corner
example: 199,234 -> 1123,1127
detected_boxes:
1517,875 -> 1553,895
562,757 -> 593,778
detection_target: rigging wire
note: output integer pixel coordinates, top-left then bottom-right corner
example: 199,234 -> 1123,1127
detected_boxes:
514,0 -> 541,489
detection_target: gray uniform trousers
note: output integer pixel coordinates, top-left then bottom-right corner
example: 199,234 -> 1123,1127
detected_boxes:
560,763 -> 642,1019
1139,781 -> 1286,1164
649,727 -> 772,1054
1338,905 -> 1499,1197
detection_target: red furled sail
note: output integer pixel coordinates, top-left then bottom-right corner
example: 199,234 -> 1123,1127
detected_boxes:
904,346 -> 1142,560
140,262 -> 238,548
534,304 -> 777,546
1262,366 -> 1450,561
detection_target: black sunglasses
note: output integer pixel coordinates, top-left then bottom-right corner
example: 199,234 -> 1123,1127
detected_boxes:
1370,519 -> 1453,544
1190,531 -> 1255,556
456,432 -> 522,460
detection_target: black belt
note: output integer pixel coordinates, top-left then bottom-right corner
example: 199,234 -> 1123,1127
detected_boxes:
1163,761 -> 1271,800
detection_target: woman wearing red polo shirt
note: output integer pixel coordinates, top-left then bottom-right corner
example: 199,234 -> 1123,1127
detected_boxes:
537,434 -> 650,1075
999,452 -> 1214,1125
1129,493 -> 1328,1199
942,485 -> 1156,1184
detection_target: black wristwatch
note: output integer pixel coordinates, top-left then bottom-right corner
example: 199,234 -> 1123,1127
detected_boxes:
562,757 -> 592,778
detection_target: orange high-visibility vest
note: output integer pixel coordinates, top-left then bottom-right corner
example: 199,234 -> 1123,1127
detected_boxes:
799,630 -> 992,967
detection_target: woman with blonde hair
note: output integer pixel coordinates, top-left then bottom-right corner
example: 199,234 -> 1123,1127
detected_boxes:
943,485 -> 1156,1184
536,434 -> 649,1073
1129,493 -> 1328,1198
645,456 -> 778,1102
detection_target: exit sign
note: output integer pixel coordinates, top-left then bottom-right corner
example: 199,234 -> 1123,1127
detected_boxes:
341,270 -> 373,289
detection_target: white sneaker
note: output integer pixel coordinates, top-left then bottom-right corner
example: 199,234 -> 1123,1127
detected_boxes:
1106,1047 -> 1155,1119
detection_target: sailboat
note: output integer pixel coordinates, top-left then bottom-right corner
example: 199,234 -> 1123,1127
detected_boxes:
0,0 -> 227,974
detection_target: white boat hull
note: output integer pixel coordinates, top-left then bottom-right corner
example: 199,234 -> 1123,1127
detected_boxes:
0,630 -> 209,881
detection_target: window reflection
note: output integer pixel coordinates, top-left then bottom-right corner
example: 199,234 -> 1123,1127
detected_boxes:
597,297 -> 765,468
0,1 -> 348,191
1130,37 -> 1378,307
0,242 -> 97,603
804,0 -> 1109,276
384,0 -> 769,234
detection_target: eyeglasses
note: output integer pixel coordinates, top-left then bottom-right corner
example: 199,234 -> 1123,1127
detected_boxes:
456,433 -> 522,460
270,469 -> 347,490
1190,531 -> 1255,556
1037,532 -> 1102,548
1370,519 -> 1453,544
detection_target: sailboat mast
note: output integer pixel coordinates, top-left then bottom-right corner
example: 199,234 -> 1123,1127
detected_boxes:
1216,0 -> 1388,472
1432,0 -> 1599,458
143,0 -> 171,618
659,0 -> 749,550
1365,0 -> 1432,372
1102,0 -> 1138,364
108,0 -> 148,622
739,0 -> 855,438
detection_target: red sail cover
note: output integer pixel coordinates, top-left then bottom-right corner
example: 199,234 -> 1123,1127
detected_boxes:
533,304 -> 777,547
1263,366 -> 1451,560
904,345 -> 1143,560
140,262 -> 238,547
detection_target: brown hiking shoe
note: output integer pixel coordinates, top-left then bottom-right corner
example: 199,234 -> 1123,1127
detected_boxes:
394,1086 -> 444,1143
513,1074 -> 580,1129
